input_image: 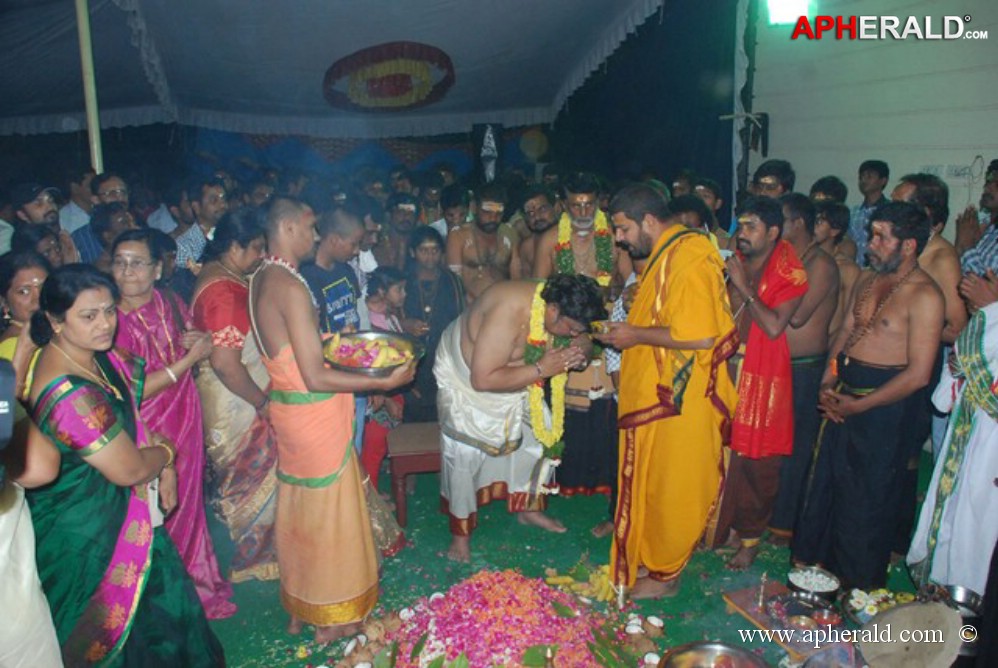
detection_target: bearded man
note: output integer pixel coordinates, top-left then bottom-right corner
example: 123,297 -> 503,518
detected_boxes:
792,202 -> 944,589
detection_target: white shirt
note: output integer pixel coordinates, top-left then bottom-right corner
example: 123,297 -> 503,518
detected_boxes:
351,250 -> 378,330
58,200 -> 91,234
146,204 -> 179,234
430,218 -> 449,239
0,219 -> 13,255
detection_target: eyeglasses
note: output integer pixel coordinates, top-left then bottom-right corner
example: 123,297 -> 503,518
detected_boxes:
111,258 -> 156,272
99,188 -> 129,199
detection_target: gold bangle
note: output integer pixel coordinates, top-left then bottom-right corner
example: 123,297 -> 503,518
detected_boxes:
165,366 -> 178,384
158,442 -> 175,468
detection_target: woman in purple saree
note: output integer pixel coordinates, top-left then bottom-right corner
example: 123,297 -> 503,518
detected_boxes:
26,264 -> 223,666
111,229 -> 235,619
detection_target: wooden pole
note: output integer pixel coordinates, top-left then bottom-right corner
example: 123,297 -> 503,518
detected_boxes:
74,0 -> 104,174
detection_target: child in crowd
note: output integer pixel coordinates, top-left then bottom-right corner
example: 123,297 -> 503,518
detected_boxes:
361,267 -> 408,487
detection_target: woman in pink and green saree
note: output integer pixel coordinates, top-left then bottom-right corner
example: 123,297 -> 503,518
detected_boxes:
26,265 -> 224,666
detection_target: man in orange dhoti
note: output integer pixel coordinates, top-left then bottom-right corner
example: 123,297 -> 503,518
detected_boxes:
249,198 -> 414,642
597,184 -> 738,599
714,196 -> 808,570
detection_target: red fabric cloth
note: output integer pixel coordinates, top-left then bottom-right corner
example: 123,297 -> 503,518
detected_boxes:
192,278 -> 249,349
731,240 -> 808,458
361,395 -> 404,487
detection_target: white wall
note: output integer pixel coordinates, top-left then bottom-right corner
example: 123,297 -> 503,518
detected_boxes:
749,0 -> 998,235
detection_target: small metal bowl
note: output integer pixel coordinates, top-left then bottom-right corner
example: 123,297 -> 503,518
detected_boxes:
788,615 -> 818,631
811,609 -> 842,627
787,565 -> 841,601
323,331 -> 422,378
659,641 -> 770,667
945,585 -> 983,617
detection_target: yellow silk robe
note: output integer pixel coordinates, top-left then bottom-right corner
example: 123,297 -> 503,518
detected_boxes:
612,226 -> 738,587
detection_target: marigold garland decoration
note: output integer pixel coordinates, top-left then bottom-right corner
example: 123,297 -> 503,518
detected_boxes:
523,282 -> 567,460
323,41 -> 455,112
553,210 -> 614,287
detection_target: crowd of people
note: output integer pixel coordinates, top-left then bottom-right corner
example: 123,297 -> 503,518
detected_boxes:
0,154 -> 996,664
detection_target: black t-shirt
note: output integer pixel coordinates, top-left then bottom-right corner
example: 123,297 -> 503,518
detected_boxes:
300,261 -> 360,334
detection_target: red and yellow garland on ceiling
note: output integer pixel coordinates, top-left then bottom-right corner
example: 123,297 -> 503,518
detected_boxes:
323,41 -> 455,112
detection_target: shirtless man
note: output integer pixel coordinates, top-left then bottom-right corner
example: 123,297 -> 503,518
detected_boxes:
533,172 -> 631,289
793,201 -> 944,588
814,201 -> 861,341
769,194 -> 840,547
446,183 -> 519,301
434,275 -> 605,561
373,192 -> 419,271
251,197 -> 414,642
518,184 -> 561,277
892,173 -> 966,343
694,177 -> 732,247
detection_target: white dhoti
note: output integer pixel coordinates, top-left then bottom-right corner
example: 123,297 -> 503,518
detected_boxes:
434,318 -> 552,535
908,303 -> 998,596
0,482 -> 62,668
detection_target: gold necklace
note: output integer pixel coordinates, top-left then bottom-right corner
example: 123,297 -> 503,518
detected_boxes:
130,292 -> 179,365
50,342 -> 122,400
217,259 -> 247,285
417,273 -> 441,318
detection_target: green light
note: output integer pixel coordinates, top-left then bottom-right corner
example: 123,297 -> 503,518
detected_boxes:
768,0 -> 811,25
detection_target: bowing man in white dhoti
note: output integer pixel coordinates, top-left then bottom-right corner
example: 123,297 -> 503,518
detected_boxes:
434,276 -> 606,561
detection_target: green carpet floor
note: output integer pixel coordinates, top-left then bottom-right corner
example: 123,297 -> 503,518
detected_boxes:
208,456 -> 928,667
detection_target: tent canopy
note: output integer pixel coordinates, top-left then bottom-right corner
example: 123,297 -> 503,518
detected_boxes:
1,0 -> 663,138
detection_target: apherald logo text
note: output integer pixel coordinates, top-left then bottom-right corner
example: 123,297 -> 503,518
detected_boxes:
791,15 -> 986,40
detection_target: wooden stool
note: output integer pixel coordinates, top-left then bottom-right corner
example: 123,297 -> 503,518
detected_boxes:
387,422 -> 441,527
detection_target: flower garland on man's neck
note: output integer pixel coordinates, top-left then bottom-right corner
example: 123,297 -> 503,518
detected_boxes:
522,282 -> 568,461
553,209 -> 613,287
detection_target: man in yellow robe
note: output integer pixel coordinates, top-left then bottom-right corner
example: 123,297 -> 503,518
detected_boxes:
597,183 -> 738,599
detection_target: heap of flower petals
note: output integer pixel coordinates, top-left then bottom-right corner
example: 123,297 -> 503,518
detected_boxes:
388,569 -> 612,667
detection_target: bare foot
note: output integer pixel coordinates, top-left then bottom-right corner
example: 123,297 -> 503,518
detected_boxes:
314,621 -> 363,644
630,575 -> 680,599
591,520 -> 614,538
719,529 -> 741,550
447,536 -> 471,563
637,566 -> 649,578
726,544 -> 760,571
287,615 -> 303,635
517,511 -> 567,533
